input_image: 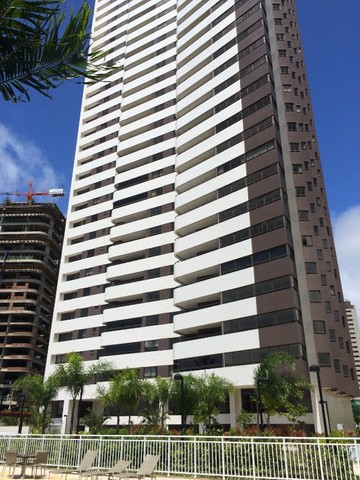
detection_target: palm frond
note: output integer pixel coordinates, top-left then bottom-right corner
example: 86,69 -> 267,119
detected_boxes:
0,0 -> 113,102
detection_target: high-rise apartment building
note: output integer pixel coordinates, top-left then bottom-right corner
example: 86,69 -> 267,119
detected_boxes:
345,301 -> 360,391
0,201 -> 64,407
46,0 -> 358,433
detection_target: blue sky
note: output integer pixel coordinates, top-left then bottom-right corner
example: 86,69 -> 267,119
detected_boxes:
0,0 -> 359,311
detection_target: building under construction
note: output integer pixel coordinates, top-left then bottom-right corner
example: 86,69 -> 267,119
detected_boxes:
0,197 -> 65,407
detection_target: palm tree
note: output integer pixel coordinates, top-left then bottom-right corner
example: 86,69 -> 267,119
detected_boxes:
82,408 -> 110,434
54,352 -> 112,433
0,0 -> 112,102
254,351 -> 312,432
193,373 -> 234,432
12,374 -> 60,433
97,372 -> 124,434
98,368 -> 150,434
141,376 -> 172,430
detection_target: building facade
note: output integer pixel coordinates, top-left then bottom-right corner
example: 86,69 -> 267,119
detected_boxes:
345,301 -> 360,392
0,201 -> 64,408
45,0 -> 358,432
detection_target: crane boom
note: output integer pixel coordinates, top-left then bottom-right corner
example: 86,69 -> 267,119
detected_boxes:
0,180 -> 64,202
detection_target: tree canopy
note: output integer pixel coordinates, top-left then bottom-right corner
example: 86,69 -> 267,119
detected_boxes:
254,351 -> 312,431
54,352 -> 112,433
12,373 -> 60,433
0,0 -> 112,102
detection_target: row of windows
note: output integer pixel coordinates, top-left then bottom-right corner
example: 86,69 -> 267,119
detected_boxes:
217,116 -> 276,155
216,94 -> 273,133
222,275 -> 297,304
218,162 -> 280,199
217,138 -> 278,175
214,2 -> 263,45
220,215 -> 290,248
221,244 -> 293,275
224,308 -> 301,334
211,0 -> 253,26
219,188 -> 284,223
225,343 -> 306,367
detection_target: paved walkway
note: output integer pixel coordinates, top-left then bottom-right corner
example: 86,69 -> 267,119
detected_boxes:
2,471 -> 199,480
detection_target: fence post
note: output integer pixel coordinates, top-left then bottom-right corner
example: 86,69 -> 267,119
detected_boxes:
283,438 -> 289,480
317,438 -> 325,480
193,436 -> 197,478
251,437 -> 256,480
221,437 -> 225,480
167,436 -> 171,476
77,435 -> 82,467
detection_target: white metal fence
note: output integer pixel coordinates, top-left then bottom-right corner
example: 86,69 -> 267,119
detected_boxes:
0,434 -> 359,480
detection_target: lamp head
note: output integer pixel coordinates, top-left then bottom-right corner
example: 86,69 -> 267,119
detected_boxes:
309,364 -> 320,373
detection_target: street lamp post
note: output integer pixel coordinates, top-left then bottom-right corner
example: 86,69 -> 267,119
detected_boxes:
74,382 -> 84,435
173,373 -> 185,434
17,392 -> 26,434
309,364 -> 329,437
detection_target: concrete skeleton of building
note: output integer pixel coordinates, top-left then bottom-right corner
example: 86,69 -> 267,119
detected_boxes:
45,0 -> 359,433
0,201 -> 64,409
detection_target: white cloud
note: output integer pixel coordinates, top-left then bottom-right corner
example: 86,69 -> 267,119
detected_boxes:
332,205 -> 360,316
0,122 -> 65,199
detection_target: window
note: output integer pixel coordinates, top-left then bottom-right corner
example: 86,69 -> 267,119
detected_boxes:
290,143 -> 300,152
318,353 -> 331,367
338,337 -> 344,349
334,359 -> 341,373
144,340 -> 158,351
296,186 -> 305,197
144,367 -> 158,378
317,249 -> 323,259
278,49 -> 287,57
309,290 -> 321,302
329,329 -> 336,342
148,268 -> 161,278
146,315 -> 159,326
299,210 -> 309,221
280,66 -> 289,74
283,84 -> 292,92
343,365 -> 349,377
326,262 -> 332,272
324,301 -> 332,313
285,103 -> 294,111
305,262 -> 317,274
320,275 -> 327,286
287,122 -> 297,131
293,163 -> 303,173
313,321 -> 325,334
147,291 -> 160,302
330,285 -> 335,296
302,235 -> 313,246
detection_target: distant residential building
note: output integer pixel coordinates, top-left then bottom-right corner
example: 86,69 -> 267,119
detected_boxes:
46,0 -> 358,434
0,201 -> 64,407
345,301 -> 360,390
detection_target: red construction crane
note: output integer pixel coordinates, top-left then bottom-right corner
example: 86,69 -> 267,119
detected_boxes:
0,180 -> 64,202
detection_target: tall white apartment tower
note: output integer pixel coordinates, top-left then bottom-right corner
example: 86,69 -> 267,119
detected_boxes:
46,0 -> 358,433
